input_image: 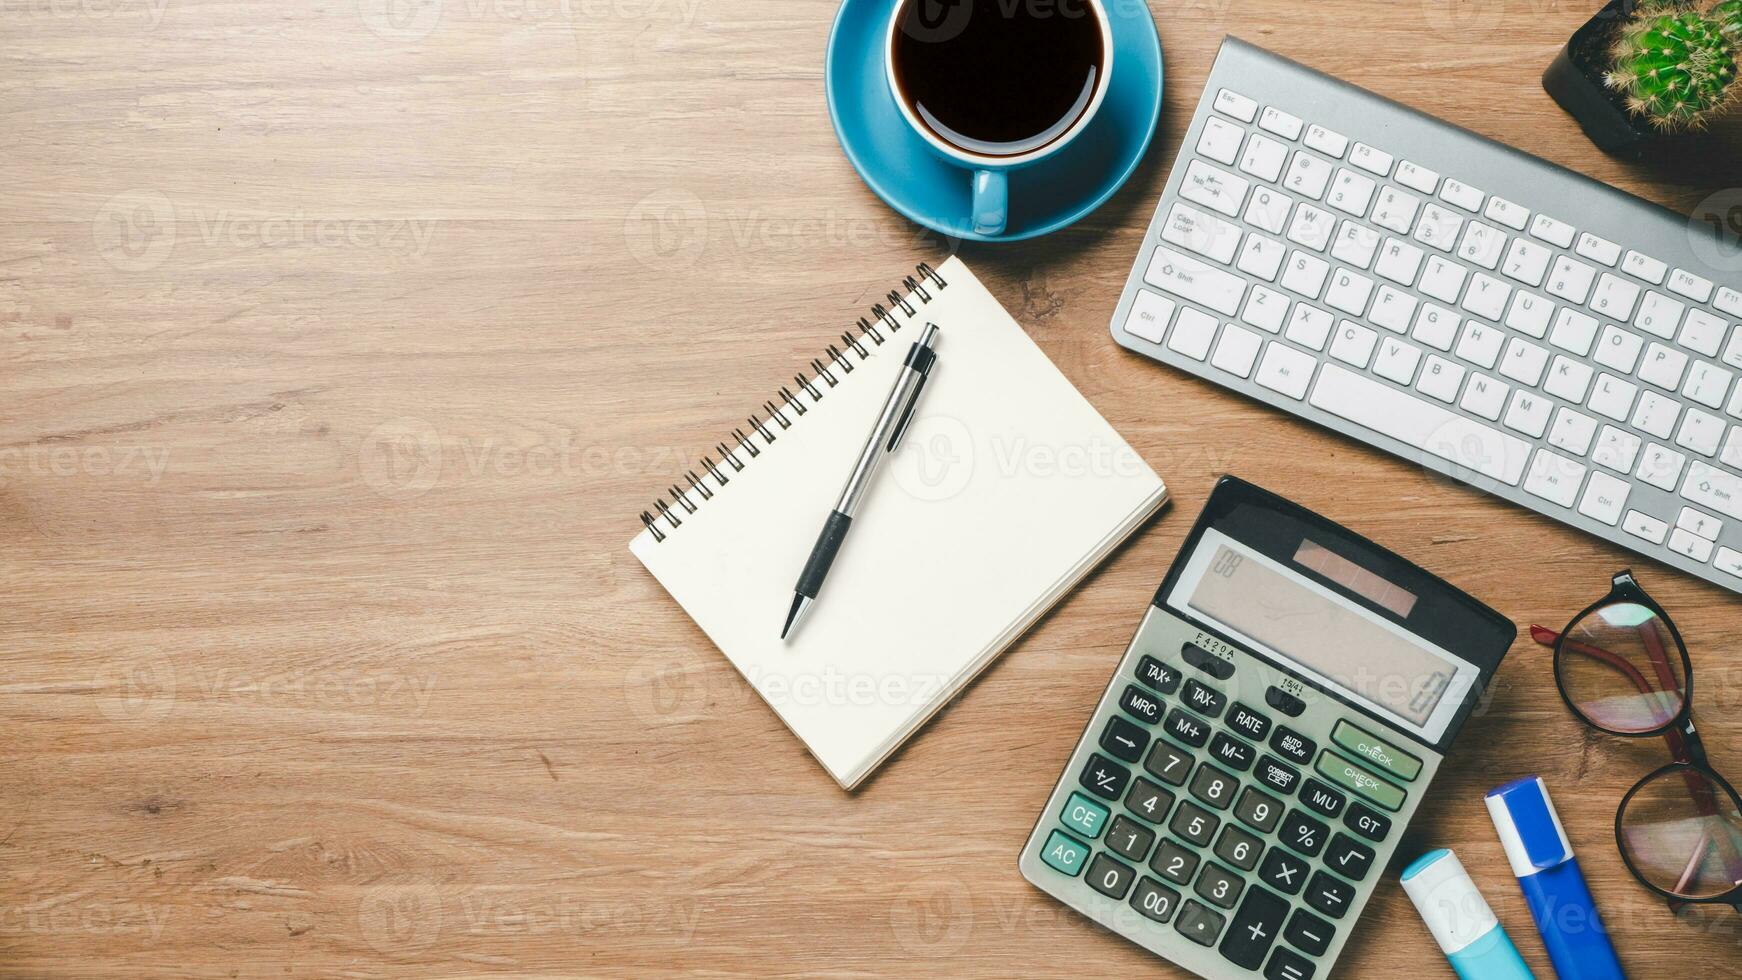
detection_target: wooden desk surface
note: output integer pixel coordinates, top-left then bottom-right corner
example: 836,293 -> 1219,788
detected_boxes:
5,0 -> 1742,976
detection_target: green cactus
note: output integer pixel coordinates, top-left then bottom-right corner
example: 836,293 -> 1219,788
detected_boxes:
1713,0 -> 1742,40
1606,11 -> 1739,129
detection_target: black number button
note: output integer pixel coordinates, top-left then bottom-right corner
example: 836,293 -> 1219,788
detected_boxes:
1265,945 -> 1316,980
1189,763 -> 1240,811
1079,753 -> 1131,801
1280,809 -> 1328,857
1087,852 -> 1136,900
1182,679 -> 1228,718
1284,907 -> 1335,956
1175,900 -> 1226,947
1299,778 -> 1347,818
1255,755 -> 1300,795
1150,838 -> 1201,886
1130,876 -> 1181,924
1345,801 -> 1392,842
1305,870 -> 1355,919
1209,732 -> 1256,772
1101,715 -> 1150,763
1165,708 -> 1211,748
1233,786 -> 1283,833
1105,815 -> 1157,863
1227,702 -> 1272,741
1257,848 -> 1309,896
1120,684 -> 1164,725
1144,741 -> 1194,786
1181,642 -> 1235,680
1170,800 -> 1221,847
1270,726 -> 1315,764
1265,686 -> 1306,716
1137,655 -> 1182,694
1218,883 -> 1287,970
1214,824 -> 1264,871
1194,861 -> 1245,909
1325,833 -> 1375,881
1125,777 -> 1175,825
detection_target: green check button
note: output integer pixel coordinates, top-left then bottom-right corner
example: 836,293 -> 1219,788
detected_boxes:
1331,720 -> 1423,782
1040,830 -> 1091,877
1315,750 -> 1406,812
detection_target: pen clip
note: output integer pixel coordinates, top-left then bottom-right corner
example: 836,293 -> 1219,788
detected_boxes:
887,368 -> 931,453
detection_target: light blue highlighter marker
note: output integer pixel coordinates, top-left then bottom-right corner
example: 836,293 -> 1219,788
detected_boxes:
1401,849 -> 1534,980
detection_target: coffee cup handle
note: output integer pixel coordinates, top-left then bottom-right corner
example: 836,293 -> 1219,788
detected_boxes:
971,169 -> 1007,237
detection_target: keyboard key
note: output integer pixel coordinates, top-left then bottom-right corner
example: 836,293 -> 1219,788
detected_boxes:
1284,304 -> 1334,351
1413,203 -> 1462,252
1594,325 -> 1644,373
1258,847 -> 1310,896
1215,824 -> 1265,871
1256,342 -> 1317,400
1670,527 -> 1715,562
1485,196 -> 1529,230
1550,308 -> 1600,357
1165,707 -> 1211,748
1375,237 -> 1425,285
1164,203 -> 1243,265
1214,88 -> 1259,121
1287,203 -> 1337,251
1634,390 -> 1682,441
1106,814 -> 1158,862
1270,726 -> 1315,764
1197,116 -> 1245,165
1589,373 -> 1639,422
1281,250 -> 1331,298
1679,309 -> 1728,359
1636,291 -> 1685,339
1080,753 -> 1131,801
1259,105 -> 1304,140
1329,320 -> 1379,368
1524,449 -> 1585,507
1315,750 -> 1407,811
1457,221 -> 1506,269
1101,715 -> 1150,763
1240,132 -> 1290,183
1239,235 -> 1289,282
1325,270 -> 1375,317
1458,371 -> 1508,421
1348,142 -> 1392,176
1371,285 -> 1417,333
1182,678 -> 1228,717
1576,232 -> 1621,266
1226,703 -> 1272,742
1327,168 -> 1377,215
1246,186 -> 1294,236
1309,363 -> 1531,484
1123,288 -> 1176,343
1212,323 -> 1263,378
1300,778 -> 1347,818
1120,684 -> 1164,724
1504,390 -> 1551,439
1549,407 -> 1598,456
1148,248 -> 1246,318
1499,338 -> 1549,387
1639,443 -> 1686,492
1236,786 -> 1284,833
1412,304 -> 1459,350
1126,777 -> 1177,826
1256,756 -> 1301,795
1306,871 -> 1356,919
1130,876 -> 1182,924
1303,124 -> 1347,158
1440,178 -> 1484,212
1396,160 -> 1438,194
1331,220 -> 1381,268
1623,249 -> 1668,284
1502,237 -> 1551,287
1546,357 -> 1594,404
1325,833 -> 1376,881
1591,274 -> 1641,321
1283,151 -> 1334,199
1677,408 -> 1725,457
1505,291 -> 1554,338
1625,509 -> 1671,544
1152,838 -> 1201,886
1684,461 -> 1742,521
1137,655 -> 1182,694
1190,763 -> 1240,810
1371,187 -> 1421,235
1530,213 -> 1575,248
1285,907 -> 1335,957
1176,900 -> 1227,947
1196,861 -> 1245,909
1678,506 -> 1724,541
1595,425 -> 1643,473
1171,799 -> 1221,847
1219,884 -> 1288,969
1547,255 -> 1597,304
1717,547 -> 1742,580
1209,732 -> 1256,772
1345,801 -> 1391,841
1280,809 -> 1329,857
1181,160 -> 1251,218
1266,946 -> 1316,980
1040,829 -> 1091,876
1461,273 -> 1510,321
1087,852 -> 1137,900
1457,320 -> 1504,369
1144,740 -> 1194,786
1640,342 -> 1690,391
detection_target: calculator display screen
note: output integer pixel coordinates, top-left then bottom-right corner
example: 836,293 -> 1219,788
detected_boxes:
1171,529 -> 1476,737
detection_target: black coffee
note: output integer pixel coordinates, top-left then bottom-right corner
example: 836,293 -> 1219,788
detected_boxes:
892,0 -> 1105,158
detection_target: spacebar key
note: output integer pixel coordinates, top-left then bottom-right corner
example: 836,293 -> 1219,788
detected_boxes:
1308,364 -> 1531,486
1144,246 -> 1246,317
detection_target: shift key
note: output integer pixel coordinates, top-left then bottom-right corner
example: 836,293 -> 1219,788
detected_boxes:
1683,462 -> 1742,521
1145,247 -> 1246,317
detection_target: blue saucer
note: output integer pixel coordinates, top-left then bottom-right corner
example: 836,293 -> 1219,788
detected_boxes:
825,0 -> 1164,243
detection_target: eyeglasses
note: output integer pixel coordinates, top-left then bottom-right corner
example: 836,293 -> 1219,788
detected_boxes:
1530,570 -> 1742,911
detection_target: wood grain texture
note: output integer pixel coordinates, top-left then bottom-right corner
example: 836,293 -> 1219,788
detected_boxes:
3,0 -> 1741,976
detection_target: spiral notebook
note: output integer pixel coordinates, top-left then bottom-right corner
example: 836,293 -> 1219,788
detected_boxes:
630,257 -> 1167,789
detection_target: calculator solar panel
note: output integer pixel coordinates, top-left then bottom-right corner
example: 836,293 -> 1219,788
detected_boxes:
1019,477 -> 1513,979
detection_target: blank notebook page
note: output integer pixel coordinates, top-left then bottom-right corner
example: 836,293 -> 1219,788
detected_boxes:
631,257 -> 1165,789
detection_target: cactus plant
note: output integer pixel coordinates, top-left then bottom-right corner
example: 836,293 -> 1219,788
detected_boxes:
1605,11 -> 1740,130
1714,0 -> 1742,40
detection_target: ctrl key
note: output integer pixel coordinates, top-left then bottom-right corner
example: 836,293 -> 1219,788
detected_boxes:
1123,289 -> 1177,344
1039,830 -> 1090,877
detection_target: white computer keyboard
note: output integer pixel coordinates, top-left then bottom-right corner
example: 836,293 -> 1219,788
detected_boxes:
1112,38 -> 1742,595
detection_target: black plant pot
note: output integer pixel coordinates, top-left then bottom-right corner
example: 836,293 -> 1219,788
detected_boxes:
1543,0 -> 1662,157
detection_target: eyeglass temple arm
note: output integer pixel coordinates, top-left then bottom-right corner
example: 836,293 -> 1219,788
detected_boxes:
1529,625 -> 1688,758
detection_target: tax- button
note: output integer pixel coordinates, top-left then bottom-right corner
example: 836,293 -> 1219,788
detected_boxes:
1182,679 -> 1228,718
1331,720 -> 1422,781
1315,751 -> 1406,811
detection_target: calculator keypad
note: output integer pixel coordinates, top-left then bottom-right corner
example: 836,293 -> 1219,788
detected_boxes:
1025,613 -> 1442,979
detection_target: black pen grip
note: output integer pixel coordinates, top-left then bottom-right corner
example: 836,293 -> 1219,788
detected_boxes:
795,510 -> 853,598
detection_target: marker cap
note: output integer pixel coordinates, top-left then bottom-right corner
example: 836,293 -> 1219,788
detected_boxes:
1485,775 -> 1575,877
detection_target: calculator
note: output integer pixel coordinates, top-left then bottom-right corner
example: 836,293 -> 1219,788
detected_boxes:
1019,477 -> 1515,980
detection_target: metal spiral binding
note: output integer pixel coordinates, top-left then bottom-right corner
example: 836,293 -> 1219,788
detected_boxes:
637,261 -> 948,542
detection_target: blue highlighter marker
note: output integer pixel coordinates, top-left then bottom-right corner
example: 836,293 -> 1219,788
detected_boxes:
1486,776 -> 1627,980
1401,848 -> 1534,980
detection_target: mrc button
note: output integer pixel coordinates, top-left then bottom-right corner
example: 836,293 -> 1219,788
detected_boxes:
1330,720 -> 1422,781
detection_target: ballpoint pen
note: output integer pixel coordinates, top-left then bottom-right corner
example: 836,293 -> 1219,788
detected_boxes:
781,323 -> 941,640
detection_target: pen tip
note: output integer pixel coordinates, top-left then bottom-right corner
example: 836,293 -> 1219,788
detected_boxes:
781,594 -> 813,641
